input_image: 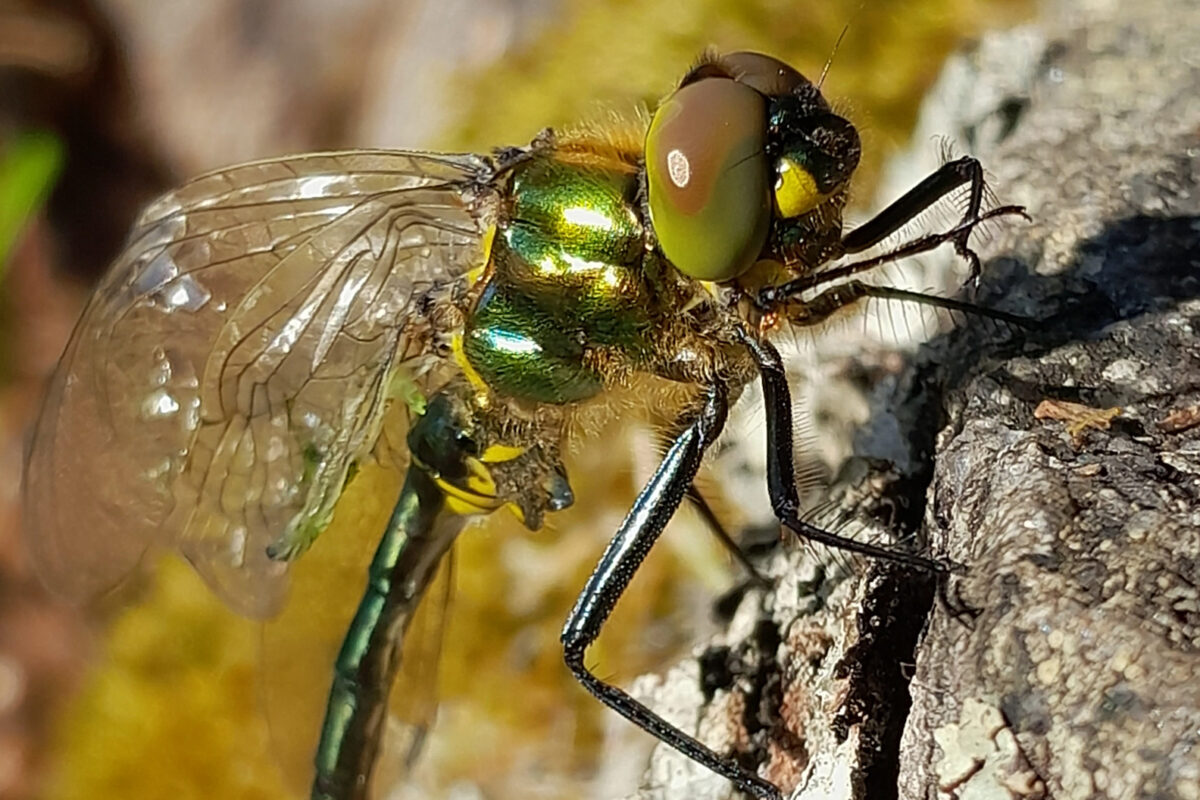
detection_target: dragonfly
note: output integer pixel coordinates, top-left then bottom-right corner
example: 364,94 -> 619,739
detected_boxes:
23,51 -> 1026,800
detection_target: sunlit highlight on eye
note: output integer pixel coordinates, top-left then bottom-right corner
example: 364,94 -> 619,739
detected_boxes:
667,149 -> 690,188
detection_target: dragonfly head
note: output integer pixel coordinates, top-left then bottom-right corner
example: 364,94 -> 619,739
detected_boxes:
645,51 -> 860,284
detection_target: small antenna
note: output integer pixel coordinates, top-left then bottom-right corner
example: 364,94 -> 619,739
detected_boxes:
817,2 -> 866,89
817,24 -> 850,89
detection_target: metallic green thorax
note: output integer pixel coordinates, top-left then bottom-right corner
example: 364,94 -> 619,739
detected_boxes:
463,152 -> 656,405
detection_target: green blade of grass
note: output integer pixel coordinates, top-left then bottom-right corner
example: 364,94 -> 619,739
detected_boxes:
0,131 -> 65,276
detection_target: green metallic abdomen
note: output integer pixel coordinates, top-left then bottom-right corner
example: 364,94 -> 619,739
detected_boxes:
464,152 -> 655,405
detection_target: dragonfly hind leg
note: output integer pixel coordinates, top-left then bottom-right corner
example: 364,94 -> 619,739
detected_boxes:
561,384 -> 784,800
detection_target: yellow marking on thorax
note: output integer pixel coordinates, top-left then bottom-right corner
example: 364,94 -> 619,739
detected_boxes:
481,443 -> 526,463
467,223 -> 497,286
453,222 -> 498,408
452,332 -> 491,398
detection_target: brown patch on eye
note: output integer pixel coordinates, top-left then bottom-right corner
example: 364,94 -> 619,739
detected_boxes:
720,51 -> 812,97
652,78 -> 765,216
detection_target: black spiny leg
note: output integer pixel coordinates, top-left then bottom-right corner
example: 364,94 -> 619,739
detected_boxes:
738,332 -> 949,574
842,155 -> 1009,281
561,385 -> 783,800
761,205 -> 1023,308
786,280 -> 1040,330
759,157 -> 1029,310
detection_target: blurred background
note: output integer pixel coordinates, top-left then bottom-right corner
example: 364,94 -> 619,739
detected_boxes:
0,0 -> 1029,798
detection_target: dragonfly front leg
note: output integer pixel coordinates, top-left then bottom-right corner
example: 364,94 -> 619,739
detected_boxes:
759,204 -> 1024,309
783,279 -> 1038,330
840,155 -> 1014,282
560,384 -> 783,800
759,157 -> 1028,310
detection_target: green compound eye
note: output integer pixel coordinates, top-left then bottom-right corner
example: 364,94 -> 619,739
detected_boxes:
646,77 -> 770,281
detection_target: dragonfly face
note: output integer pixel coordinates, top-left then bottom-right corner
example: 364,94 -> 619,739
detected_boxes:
23,50 -> 1023,800
646,51 -> 860,283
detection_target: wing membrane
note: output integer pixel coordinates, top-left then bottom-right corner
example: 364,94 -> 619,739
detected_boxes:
24,150 -> 495,617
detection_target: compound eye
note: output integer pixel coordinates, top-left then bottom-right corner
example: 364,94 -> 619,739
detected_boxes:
720,51 -> 813,97
646,77 -> 771,281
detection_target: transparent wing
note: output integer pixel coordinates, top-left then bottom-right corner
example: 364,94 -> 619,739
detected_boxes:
386,547 -> 455,763
24,149 -> 495,618
260,530 -> 456,798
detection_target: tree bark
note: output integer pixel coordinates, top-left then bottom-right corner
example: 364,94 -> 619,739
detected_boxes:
625,0 -> 1200,797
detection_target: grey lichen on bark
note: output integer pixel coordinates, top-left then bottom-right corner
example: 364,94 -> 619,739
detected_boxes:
620,0 -> 1200,798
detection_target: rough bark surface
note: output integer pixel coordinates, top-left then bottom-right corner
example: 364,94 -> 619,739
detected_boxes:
627,1 -> 1200,798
